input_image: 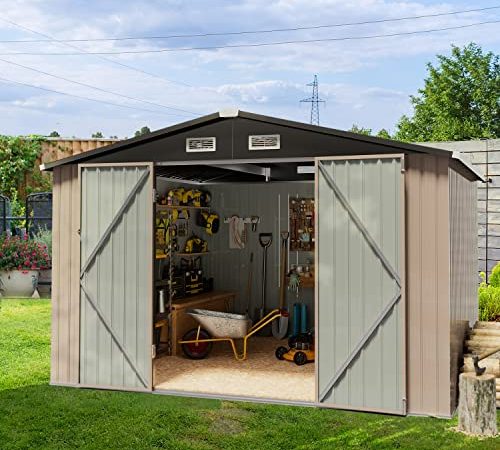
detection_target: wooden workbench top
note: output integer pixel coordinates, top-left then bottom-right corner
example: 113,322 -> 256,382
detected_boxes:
171,290 -> 237,310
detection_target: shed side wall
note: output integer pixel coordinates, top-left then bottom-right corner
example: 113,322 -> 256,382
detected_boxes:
449,168 -> 478,411
50,164 -> 80,385
406,155 -> 451,417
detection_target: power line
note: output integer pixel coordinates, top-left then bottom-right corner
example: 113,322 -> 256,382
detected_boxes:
0,17 -> 193,88
0,5 -> 497,43
0,76 -> 193,117
0,57 -> 199,115
0,19 -> 498,56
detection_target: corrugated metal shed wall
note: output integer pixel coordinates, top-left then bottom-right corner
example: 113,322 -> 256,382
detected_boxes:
80,165 -> 153,390
50,165 -> 80,385
449,168 -> 478,411
316,157 -> 405,413
405,154 -> 451,417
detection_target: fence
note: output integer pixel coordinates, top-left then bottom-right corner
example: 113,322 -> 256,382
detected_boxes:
420,139 -> 500,279
1,192 -> 52,237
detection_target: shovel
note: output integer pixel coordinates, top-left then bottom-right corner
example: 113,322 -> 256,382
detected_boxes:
272,231 -> 290,339
254,233 -> 273,335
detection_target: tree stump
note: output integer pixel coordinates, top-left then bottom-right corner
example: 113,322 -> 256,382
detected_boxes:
458,372 -> 498,436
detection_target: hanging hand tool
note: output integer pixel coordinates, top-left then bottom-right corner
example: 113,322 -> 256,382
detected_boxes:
272,231 -> 290,339
255,233 -> 273,328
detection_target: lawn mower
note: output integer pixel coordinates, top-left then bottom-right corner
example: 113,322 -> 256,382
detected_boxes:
275,332 -> 315,366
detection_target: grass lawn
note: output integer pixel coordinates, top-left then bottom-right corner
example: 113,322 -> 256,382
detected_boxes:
0,299 -> 499,449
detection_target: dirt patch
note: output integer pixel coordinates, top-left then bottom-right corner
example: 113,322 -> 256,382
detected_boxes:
208,403 -> 253,435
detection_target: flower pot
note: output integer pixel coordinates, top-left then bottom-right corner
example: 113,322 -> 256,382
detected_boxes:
37,269 -> 52,298
0,270 -> 39,298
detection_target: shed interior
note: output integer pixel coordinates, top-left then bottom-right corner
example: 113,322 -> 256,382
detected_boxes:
152,161 -> 317,402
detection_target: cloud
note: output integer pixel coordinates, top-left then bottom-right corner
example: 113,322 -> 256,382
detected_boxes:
0,0 -> 497,136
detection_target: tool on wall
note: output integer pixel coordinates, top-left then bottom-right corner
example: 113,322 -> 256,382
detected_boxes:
156,212 -> 179,258
272,231 -> 290,339
184,234 -> 208,254
251,216 -> 259,232
196,211 -> 220,235
167,188 -> 211,208
254,233 -> 273,333
289,198 -> 315,252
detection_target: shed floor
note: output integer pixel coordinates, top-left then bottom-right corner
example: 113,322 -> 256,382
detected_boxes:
154,337 -> 315,402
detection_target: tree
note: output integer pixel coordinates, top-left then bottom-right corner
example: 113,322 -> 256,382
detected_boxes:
134,126 -> 151,137
348,124 -> 372,135
48,131 -> 60,137
394,43 -> 500,142
376,129 -> 392,139
348,125 -> 393,139
92,131 -> 104,138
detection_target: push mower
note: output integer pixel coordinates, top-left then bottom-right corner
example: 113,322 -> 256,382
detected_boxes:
275,332 -> 315,366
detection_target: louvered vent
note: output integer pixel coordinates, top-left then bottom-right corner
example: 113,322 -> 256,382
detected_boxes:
248,134 -> 280,150
186,137 -> 216,152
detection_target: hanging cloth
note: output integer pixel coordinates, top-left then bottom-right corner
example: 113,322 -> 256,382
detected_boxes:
229,215 -> 245,249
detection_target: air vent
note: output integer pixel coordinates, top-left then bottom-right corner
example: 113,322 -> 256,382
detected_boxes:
186,137 -> 216,152
248,134 -> 280,150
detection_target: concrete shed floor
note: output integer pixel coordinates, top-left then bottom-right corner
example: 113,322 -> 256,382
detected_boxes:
154,337 -> 315,402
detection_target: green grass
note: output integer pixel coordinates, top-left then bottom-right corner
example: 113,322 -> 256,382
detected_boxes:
0,299 -> 499,449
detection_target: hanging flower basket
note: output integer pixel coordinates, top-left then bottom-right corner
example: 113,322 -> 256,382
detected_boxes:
0,235 -> 50,298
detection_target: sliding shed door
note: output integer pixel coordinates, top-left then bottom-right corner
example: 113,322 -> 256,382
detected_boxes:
316,156 -> 406,414
79,163 -> 153,391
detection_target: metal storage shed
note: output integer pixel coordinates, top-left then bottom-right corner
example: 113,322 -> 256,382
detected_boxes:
43,109 -> 481,418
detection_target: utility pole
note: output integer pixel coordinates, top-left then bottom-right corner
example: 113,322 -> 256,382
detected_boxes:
300,74 -> 325,126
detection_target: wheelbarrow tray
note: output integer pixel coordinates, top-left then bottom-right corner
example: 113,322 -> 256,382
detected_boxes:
187,308 -> 252,339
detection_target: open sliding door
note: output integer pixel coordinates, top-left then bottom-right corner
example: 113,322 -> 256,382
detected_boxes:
79,163 -> 154,391
315,155 -> 406,414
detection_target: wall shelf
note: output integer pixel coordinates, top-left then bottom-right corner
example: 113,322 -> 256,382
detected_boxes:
175,252 -> 210,257
156,205 -> 210,211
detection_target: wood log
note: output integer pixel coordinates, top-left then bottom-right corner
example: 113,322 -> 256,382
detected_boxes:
458,373 -> 498,436
475,321 -> 500,330
470,329 -> 500,337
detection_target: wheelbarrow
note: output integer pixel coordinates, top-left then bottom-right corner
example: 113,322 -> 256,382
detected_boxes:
179,308 -> 283,361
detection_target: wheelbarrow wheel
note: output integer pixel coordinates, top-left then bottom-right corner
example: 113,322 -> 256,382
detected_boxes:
275,346 -> 288,360
293,351 -> 308,366
181,328 -> 213,359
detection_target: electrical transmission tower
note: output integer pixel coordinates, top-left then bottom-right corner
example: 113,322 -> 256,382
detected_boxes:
300,74 -> 325,126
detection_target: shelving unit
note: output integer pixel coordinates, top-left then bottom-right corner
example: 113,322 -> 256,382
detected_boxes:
175,252 -> 209,257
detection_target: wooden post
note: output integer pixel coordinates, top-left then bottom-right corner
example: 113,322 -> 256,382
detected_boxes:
458,373 -> 498,436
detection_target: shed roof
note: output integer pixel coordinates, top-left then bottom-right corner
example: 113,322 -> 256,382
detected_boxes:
41,109 -> 482,181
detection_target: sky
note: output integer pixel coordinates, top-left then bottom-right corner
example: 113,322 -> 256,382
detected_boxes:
0,0 -> 499,138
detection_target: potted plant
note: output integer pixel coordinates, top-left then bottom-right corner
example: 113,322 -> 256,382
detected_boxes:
0,235 -> 50,297
33,228 -> 52,298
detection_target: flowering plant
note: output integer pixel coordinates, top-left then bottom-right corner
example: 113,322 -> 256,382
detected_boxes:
0,235 -> 51,271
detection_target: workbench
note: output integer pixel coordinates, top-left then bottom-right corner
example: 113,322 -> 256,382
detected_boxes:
170,290 -> 236,356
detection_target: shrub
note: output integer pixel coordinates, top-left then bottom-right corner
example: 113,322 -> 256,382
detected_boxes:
0,235 -> 50,271
33,227 -> 52,259
478,269 -> 500,321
